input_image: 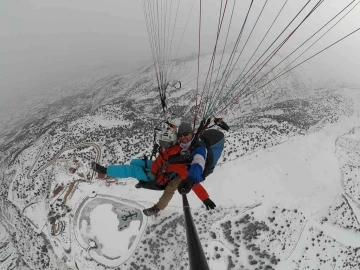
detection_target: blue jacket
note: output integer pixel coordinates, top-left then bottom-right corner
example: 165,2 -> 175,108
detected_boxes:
186,139 -> 207,183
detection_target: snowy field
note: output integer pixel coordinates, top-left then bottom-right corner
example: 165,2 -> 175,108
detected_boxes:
1,56 -> 360,270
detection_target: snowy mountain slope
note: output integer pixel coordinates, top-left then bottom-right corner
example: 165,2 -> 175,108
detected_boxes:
1,53 -> 360,269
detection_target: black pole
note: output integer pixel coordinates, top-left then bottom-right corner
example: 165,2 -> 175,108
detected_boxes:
182,190 -> 210,270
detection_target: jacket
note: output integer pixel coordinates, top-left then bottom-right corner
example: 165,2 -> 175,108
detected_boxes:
151,143 -> 188,186
152,143 -> 210,201
181,139 -> 207,183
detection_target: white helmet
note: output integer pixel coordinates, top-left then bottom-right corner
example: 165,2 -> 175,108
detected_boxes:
158,129 -> 177,148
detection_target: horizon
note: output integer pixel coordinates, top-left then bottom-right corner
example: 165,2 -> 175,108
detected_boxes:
1,0 -> 360,105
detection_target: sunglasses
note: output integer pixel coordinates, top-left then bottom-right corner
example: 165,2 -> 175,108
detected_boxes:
178,132 -> 191,137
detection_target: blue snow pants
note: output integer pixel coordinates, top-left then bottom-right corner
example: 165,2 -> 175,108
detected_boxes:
106,159 -> 155,182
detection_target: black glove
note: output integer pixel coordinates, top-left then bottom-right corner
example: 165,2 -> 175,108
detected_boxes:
178,178 -> 195,194
168,154 -> 193,164
203,198 -> 216,210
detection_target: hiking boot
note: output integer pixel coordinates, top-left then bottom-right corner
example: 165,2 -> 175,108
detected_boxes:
91,162 -> 107,174
143,205 -> 160,216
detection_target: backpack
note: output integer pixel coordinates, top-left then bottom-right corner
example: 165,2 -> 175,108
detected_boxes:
195,129 -> 225,177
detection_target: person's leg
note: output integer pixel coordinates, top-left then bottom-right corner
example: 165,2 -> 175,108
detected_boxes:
130,159 -> 154,185
143,177 -> 182,216
107,164 -> 154,182
130,159 -> 153,169
155,176 -> 182,210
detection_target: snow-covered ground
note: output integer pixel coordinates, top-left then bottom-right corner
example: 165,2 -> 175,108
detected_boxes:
1,56 -> 360,270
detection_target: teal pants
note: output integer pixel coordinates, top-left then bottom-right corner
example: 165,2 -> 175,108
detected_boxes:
106,159 -> 155,182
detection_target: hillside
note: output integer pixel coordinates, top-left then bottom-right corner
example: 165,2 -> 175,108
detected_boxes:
1,53 -> 360,270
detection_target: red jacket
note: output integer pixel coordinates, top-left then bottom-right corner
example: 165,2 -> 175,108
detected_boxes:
191,183 -> 209,201
151,144 -> 209,201
151,144 -> 188,185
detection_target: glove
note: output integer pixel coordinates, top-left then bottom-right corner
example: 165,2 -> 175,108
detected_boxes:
168,154 -> 193,164
178,178 -> 195,194
203,198 -> 216,210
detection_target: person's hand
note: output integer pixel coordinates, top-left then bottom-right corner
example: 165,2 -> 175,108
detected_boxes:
203,198 -> 216,210
178,178 -> 195,194
168,154 -> 193,164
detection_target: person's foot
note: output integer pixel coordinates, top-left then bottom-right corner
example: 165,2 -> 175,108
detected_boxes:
91,162 -> 107,174
135,181 -> 147,188
142,205 -> 160,216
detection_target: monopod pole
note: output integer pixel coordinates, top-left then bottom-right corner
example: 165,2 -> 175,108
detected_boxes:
181,189 -> 210,270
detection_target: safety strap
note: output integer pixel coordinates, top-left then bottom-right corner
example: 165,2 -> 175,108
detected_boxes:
143,155 -> 148,169
154,160 -> 169,184
142,155 -> 152,182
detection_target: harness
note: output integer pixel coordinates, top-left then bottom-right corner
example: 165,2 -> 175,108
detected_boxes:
153,151 -> 170,186
142,155 -> 153,182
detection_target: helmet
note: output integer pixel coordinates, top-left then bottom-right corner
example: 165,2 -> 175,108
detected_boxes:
158,129 -> 177,148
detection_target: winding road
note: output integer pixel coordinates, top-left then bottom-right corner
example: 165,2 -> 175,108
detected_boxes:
27,135 -> 102,180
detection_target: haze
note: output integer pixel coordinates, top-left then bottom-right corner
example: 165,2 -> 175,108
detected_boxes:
1,0 -> 360,105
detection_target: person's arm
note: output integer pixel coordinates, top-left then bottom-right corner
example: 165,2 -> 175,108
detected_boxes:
177,143 -> 207,194
191,183 -> 209,201
187,145 -> 207,183
192,183 -> 216,210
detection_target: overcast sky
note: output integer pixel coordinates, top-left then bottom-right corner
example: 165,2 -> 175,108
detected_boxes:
1,0 -> 360,104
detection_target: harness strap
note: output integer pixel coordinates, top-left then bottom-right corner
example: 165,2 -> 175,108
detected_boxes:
154,161 -> 169,184
141,167 -> 153,182
143,155 -> 148,169
142,155 -> 153,182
